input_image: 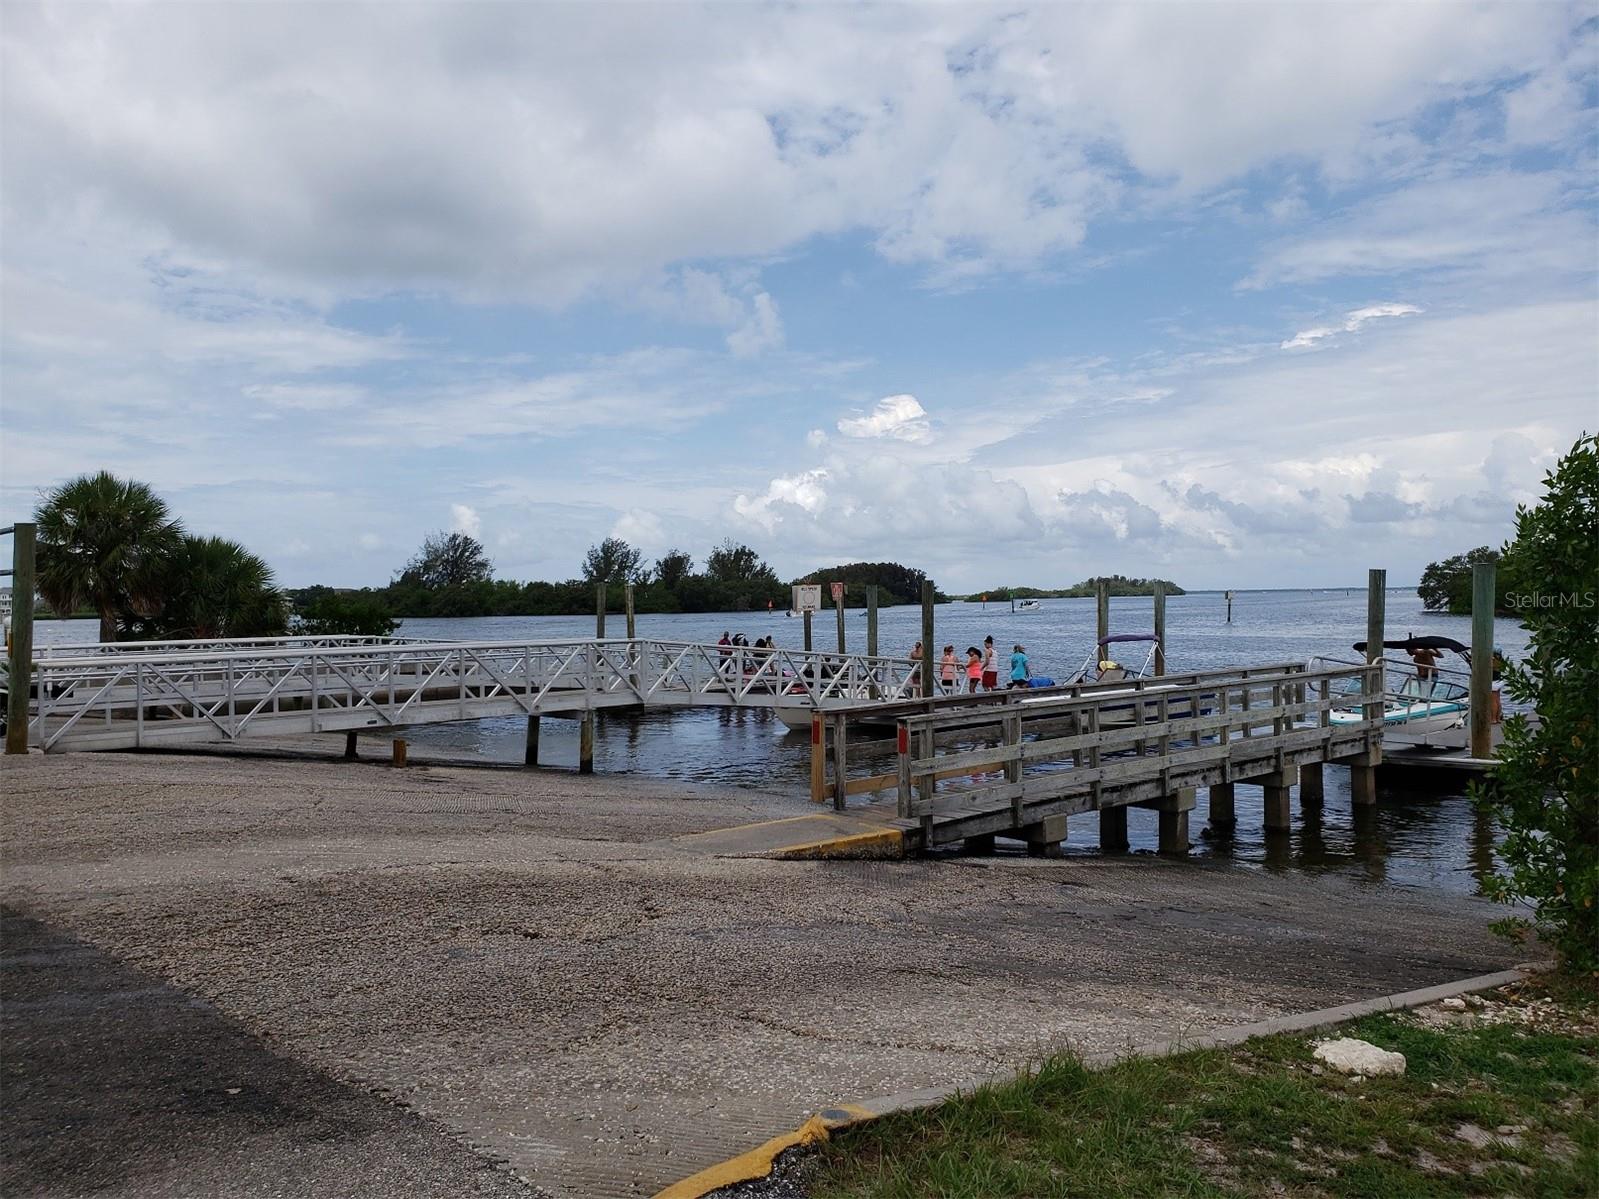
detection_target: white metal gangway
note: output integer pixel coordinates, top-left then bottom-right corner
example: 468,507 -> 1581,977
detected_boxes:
21,636 -> 924,752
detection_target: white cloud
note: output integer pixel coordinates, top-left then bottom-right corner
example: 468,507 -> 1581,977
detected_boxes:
1282,302 -> 1422,350
837,394 -> 931,442
2,3 -> 1582,305
450,504 -> 481,539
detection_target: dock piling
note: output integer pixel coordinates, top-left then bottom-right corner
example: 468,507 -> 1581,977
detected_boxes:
1260,767 -> 1297,831
1352,567 -> 1387,805
1099,806 -> 1129,853
1023,814 -> 1067,858
1153,583 -> 1166,676
525,714 -> 540,767
5,522 -> 35,756
803,610 -> 813,652
344,731 -> 358,760
1095,579 -> 1110,648
625,582 -> 636,640
392,738 -> 407,768
1299,762 -> 1324,804
1208,782 -> 1236,827
595,582 -> 606,639
809,714 -> 825,803
579,712 -> 595,774
1469,562 -> 1495,760
866,586 -> 879,658
920,580 -> 935,698
835,585 -> 846,654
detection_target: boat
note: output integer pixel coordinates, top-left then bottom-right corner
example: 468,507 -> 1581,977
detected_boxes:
1015,598 -> 1042,612
1321,635 -> 1471,735
1068,633 -> 1160,685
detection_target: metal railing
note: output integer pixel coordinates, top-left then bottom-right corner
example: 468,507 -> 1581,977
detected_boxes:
24,637 -> 923,752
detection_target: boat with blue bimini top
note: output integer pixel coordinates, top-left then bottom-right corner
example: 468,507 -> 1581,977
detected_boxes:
1318,635 -> 1473,736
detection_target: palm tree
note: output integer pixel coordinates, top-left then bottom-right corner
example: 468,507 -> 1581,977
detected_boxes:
156,536 -> 287,639
35,472 -> 184,641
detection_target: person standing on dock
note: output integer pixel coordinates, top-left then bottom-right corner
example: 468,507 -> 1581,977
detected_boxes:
1009,644 -> 1030,689
909,641 -> 923,689
965,647 -> 983,692
981,636 -> 998,691
939,645 -> 957,694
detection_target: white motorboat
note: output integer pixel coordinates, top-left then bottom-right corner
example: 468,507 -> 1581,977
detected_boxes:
1015,598 -> 1042,611
1322,634 -> 1473,735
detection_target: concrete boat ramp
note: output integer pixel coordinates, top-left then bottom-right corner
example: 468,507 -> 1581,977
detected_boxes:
2,749 -> 1524,1199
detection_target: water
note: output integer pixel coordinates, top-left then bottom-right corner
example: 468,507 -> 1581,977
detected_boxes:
31,590 -> 1528,896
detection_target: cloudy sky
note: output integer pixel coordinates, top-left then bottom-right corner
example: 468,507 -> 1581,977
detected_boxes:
2,2 -> 1594,592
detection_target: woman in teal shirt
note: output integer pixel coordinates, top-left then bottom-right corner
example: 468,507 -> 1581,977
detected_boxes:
1009,644 -> 1029,689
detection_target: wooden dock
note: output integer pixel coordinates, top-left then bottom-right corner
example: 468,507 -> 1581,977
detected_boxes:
810,660 -> 1385,856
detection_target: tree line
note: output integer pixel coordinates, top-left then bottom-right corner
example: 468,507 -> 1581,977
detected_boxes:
967,575 -> 1185,601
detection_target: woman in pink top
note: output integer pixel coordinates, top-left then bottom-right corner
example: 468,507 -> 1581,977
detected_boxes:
964,647 -> 983,693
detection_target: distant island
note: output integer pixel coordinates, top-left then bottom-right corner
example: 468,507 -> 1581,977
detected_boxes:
962,575 -> 1184,601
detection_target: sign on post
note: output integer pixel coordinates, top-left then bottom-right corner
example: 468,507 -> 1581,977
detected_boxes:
792,583 -> 822,613
830,581 -> 845,604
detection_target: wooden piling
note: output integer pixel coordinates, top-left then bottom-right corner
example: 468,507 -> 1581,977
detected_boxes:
809,713 -> 825,803
1469,561 -> 1495,761
624,582 -> 636,640
1099,805 -> 1129,853
579,712 -> 594,774
831,712 -> 848,811
1095,578 -> 1110,648
595,582 -> 606,639
344,731 -> 358,760
1299,762 -> 1324,803
1152,583 -> 1166,676
920,580 -> 935,698
1208,783 -> 1236,826
835,585 -> 846,654
1353,567 -> 1386,805
1262,770 -> 1296,832
5,522 -> 35,756
392,738 -> 407,767
1024,813 -> 1067,858
525,714 -> 540,767
1158,808 -> 1189,856
803,610 -> 813,652
866,585 -> 879,657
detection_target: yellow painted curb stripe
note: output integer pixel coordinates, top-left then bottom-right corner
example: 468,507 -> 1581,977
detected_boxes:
653,1104 -> 875,1199
765,828 -> 905,860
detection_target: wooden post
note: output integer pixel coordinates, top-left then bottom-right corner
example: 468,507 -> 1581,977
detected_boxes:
578,712 -> 595,774
1352,567 -> 1386,805
832,713 -> 848,811
1262,772 -> 1295,832
595,582 -> 606,639
1152,583 -> 1166,676
1225,590 -> 1234,623
866,585 -> 879,658
803,610 -> 813,652
1099,806 -> 1129,853
344,731 -> 359,760
1470,561 -> 1495,761
1299,762 -> 1324,803
1208,782 -> 1235,827
810,713 -> 825,803
624,582 -> 636,640
835,586 -> 846,655
525,714 -> 540,767
1158,808 -> 1189,856
1095,579 -> 1110,649
1024,814 -> 1067,858
5,522 -> 35,756
392,738 -> 407,767
920,580 -> 936,699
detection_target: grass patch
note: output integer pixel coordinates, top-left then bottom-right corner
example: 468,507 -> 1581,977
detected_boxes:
806,979 -> 1597,1198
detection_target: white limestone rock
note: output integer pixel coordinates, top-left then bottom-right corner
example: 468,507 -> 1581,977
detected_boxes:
1313,1038 -> 1407,1077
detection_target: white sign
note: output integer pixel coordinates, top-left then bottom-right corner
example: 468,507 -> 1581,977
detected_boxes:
792,584 -> 822,613
830,581 -> 846,603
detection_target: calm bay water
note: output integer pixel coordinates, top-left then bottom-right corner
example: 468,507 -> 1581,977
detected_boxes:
34,589 -> 1527,895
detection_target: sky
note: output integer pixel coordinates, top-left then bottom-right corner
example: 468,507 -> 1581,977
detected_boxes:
1,2 -> 1595,593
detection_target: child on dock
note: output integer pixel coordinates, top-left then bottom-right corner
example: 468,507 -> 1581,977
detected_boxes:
940,645 -> 957,694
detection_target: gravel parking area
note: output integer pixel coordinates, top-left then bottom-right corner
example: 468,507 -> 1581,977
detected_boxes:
2,750 -> 1523,1197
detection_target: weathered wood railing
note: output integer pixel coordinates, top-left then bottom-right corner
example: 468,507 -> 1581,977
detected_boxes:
878,661 -> 1382,848
809,661 -> 1322,811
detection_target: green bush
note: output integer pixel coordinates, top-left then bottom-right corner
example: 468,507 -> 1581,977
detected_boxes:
1477,433 -> 1599,974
